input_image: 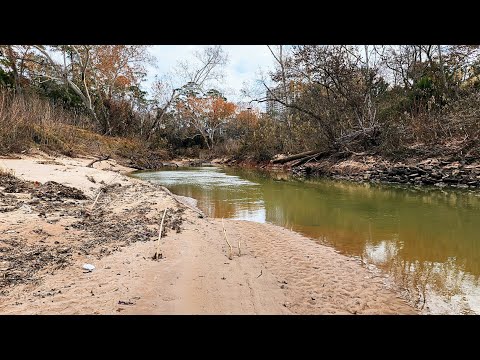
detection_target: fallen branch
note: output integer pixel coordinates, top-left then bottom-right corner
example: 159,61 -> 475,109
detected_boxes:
91,188 -> 104,210
87,155 -> 110,168
271,150 -> 322,164
222,218 -> 233,260
238,237 -> 241,257
155,208 -> 168,260
173,196 -> 204,217
272,127 -> 379,166
161,187 -> 205,217
335,126 -> 377,145
290,151 -> 329,167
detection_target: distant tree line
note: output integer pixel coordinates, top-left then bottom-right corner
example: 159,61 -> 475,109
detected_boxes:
254,45 -> 480,160
1,45 -> 480,161
0,45 -> 261,157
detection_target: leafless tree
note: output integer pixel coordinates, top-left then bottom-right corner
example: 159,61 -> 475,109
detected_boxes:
147,45 -> 228,140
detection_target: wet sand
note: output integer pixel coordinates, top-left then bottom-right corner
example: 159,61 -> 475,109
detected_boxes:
0,154 -> 416,314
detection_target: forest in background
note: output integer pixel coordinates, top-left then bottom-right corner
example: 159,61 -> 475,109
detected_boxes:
1,45 -> 480,166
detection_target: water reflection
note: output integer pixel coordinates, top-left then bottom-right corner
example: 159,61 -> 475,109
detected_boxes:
137,167 -> 266,221
133,166 -> 480,314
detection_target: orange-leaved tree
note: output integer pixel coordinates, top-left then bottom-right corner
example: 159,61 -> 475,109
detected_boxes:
176,94 -> 236,149
90,45 -> 150,101
225,107 -> 260,140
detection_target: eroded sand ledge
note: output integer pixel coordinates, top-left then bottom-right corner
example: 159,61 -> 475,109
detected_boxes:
0,154 -> 416,314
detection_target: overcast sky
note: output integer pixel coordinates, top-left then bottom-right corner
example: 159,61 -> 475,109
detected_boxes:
146,45 -> 275,103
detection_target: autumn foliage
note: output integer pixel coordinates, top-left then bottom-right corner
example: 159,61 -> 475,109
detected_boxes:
4,44 -> 480,163
176,95 -> 238,149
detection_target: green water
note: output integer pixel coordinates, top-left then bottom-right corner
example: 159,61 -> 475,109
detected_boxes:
133,166 -> 480,314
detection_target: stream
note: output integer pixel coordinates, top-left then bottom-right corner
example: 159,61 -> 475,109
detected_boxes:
132,166 -> 480,314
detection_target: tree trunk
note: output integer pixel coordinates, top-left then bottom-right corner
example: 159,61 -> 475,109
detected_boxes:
271,149 -> 323,164
5,46 -> 21,93
437,45 -> 448,95
147,90 -> 178,141
202,133 -> 211,150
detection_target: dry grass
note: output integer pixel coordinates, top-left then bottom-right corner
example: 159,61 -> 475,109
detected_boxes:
0,88 -> 168,167
0,166 -> 15,178
0,88 -> 91,155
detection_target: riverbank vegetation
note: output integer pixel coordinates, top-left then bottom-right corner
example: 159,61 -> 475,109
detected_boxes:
1,45 -> 480,167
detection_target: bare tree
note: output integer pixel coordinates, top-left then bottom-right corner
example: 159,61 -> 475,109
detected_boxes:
256,45 -> 384,151
147,45 -> 228,140
267,46 -> 289,105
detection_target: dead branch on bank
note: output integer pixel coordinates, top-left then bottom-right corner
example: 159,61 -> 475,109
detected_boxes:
271,150 -> 322,164
271,127 -> 379,168
161,187 -> 205,217
91,188 -> 103,210
87,155 -> 110,168
290,151 -> 331,167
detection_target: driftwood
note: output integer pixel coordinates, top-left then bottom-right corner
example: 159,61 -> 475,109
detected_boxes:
91,188 -> 104,210
87,155 -> 110,168
272,127 -> 379,167
271,150 -> 322,164
161,187 -> 205,218
155,208 -> 168,260
335,127 -> 377,145
290,151 -> 331,168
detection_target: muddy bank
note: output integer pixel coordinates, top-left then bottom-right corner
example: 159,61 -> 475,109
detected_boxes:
0,154 -> 415,314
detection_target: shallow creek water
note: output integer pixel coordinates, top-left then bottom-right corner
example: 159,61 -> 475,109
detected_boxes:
133,166 -> 480,314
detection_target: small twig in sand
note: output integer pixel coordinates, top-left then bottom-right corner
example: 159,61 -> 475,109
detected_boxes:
155,208 -> 168,260
222,218 -> 233,260
238,238 -> 241,257
90,173 -> 119,210
257,270 -> 263,278
91,188 -> 103,210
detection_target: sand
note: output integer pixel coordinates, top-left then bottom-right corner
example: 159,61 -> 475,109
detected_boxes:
0,153 -> 416,314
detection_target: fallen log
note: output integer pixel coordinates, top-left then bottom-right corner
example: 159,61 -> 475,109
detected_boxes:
87,155 -> 110,168
271,127 -> 379,165
271,150 -> 323,164
290,151 -> 331,167
335,127 -> 377,144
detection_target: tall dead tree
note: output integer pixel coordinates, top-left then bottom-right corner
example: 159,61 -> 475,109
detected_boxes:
147,46 -> 228,141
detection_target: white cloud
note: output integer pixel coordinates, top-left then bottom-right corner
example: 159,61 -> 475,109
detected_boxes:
145,45 -> 275,102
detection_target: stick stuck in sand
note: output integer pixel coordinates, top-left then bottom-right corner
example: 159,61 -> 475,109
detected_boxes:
222,218 -> 233,260
155,208 -> 168,260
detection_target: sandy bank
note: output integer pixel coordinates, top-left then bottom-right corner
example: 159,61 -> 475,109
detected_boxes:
0,153 -> 416,314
